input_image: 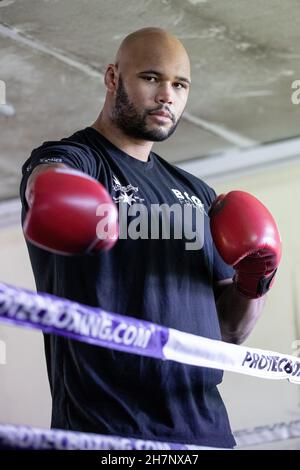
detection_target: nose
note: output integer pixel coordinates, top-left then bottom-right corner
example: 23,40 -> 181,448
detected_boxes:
155,82 -> 174,105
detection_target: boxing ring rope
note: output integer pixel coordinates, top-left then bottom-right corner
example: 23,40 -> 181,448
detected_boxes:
1,419 -> 300,450
0,281 -> 300,450
234,419 -> 300,447
0,423 -> 201,450
1,282 -> 300,383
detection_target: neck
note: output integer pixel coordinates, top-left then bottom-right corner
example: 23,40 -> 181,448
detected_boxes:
91,110 -> 154,162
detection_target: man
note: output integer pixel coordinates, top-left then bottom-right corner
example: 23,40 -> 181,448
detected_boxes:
20,28 -> 281,448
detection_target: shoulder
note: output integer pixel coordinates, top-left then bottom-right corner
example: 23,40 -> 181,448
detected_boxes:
28,128 -> 94,159
22,128 -> 103,178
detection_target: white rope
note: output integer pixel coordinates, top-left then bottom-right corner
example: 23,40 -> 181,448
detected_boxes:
0,282 -> 300,384
234,419 -> 300,447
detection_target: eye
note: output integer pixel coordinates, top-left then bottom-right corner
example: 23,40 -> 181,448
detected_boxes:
173,82 -> 186,89
142,76 -> 157,82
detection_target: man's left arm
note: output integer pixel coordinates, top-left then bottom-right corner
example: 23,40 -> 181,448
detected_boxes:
215,279 -> 265,345
210,191 -> 282,345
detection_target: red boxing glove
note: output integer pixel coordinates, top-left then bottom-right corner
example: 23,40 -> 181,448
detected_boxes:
209,191 -> 282,298
23,168 -> 119,255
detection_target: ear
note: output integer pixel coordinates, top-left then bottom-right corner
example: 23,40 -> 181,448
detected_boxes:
104,64 -> 118,93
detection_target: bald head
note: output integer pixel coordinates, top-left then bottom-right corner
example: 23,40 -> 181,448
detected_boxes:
115,27 -> 190,80
100,28 -> 190,143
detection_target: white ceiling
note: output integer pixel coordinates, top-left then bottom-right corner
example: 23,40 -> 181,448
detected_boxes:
1,0 -> 300,200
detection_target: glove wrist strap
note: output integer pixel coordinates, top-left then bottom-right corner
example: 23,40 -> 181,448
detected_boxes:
234,269 -> 278,299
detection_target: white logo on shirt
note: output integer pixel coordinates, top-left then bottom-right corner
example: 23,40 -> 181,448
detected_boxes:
112,175 -> 144,206
171,189 -> 207,215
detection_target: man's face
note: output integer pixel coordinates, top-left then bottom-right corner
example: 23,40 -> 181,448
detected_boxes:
112,61 -> 190,142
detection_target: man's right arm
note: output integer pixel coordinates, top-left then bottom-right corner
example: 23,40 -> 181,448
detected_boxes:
23,165 -> 119,255
25,163 -> 68,207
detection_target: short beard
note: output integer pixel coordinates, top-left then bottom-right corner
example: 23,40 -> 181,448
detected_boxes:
112,75 -> 181,142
